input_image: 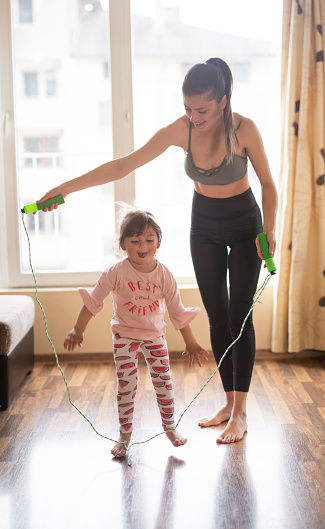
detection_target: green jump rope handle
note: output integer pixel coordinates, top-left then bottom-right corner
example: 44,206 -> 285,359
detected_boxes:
257,232 -> 276,274
21,195 -> 65,214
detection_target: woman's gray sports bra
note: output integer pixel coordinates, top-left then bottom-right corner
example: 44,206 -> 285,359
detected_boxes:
184,122 -> 248,186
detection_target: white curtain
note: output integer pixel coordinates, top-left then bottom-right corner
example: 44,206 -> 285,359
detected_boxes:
272,0 -> 325,352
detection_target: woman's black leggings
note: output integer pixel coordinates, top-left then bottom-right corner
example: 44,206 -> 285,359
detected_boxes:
190,188 -> 263,392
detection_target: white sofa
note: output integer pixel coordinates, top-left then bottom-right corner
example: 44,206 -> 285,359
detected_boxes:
0,295 -> 35,409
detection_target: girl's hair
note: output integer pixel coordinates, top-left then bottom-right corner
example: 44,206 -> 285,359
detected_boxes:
182,57 -> 236,164
119,209 -> 162,247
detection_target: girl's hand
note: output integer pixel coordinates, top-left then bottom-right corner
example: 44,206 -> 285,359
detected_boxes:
182,342 -> 209,367
64,327 -> 84,352
255,230 -> 276,266
34,185 -> 67,214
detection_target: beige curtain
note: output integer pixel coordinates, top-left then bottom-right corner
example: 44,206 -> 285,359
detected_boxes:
272,0 -> 325,353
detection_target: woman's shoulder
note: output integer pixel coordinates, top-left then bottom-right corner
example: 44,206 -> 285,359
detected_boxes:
164,115 -> 190,150
168,115 -> 189,130
233,113 -> 259,147
233,113 -> 258,135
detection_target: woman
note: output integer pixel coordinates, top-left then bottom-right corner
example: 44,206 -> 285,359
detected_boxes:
38,58 -> 277,444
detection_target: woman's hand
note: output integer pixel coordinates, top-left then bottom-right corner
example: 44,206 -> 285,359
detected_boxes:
255,230 -> 276,265
265,230 -> 276,256
182,342 -> 209,367
64,327 -> 84,352
34,185 -> 67,213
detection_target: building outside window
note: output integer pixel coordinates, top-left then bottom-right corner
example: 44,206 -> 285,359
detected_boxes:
24,137 -> 60,168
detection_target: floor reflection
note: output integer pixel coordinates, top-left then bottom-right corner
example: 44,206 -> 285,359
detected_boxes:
213,439 -> 257,529
116,437 -> 186,529
153,456 -> 185,529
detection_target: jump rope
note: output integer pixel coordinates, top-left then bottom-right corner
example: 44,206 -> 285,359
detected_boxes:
21,195 -> 276,466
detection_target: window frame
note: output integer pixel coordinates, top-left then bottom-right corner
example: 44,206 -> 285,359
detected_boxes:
0,0 -> 281,289
0,0 -> 135,288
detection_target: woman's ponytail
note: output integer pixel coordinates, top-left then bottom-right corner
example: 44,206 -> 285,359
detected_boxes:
205,58 -> 236,164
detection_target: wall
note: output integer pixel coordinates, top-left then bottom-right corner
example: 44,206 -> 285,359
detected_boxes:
0,283 -> 274,357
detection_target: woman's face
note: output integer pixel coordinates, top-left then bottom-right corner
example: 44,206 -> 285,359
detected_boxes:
183,90 -> 226,132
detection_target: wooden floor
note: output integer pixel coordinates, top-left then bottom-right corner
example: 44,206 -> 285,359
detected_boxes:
1,353 -> 324,529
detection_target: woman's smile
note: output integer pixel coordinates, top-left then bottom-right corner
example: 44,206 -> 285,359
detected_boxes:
193,120 -> 207,128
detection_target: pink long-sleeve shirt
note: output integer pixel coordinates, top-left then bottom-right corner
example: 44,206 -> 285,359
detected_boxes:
79,258 -> 200,340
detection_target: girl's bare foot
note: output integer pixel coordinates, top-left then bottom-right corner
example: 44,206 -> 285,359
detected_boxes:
198,404 -> 233,427
165,429 -> 187,447
216,413 -> 247,444
111,432 -> 132,458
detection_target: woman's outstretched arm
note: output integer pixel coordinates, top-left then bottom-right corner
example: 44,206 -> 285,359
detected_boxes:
37,119 -> 186,211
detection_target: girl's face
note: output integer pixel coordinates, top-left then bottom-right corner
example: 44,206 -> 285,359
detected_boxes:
183,91 -> 226,132
121,226 -> 160,271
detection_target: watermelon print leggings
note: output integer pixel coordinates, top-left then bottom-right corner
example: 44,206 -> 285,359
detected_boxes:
113,334 -> 176,434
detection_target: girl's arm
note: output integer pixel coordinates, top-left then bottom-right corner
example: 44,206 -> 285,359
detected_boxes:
179,324 -> 209,368
64,305 -> 93,352
37,119 -> 186,211
64,265 -> 116,351
242,118 -> 278,258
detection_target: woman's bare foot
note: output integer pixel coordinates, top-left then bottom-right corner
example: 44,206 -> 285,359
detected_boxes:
165,429 -> 187,447
198,404 -> 233,428
111,432 -> 132,458
216,413 -> 247,444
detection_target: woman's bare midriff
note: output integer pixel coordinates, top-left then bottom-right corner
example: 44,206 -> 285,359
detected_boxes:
194,173 -> 250,198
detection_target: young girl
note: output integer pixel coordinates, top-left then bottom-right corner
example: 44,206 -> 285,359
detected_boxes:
64,209 -> 209,457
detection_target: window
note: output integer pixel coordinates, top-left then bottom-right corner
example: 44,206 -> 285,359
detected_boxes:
103,61 -> 109,79
131,0 -> 282,279
46,74 -> 57,96
24,136 -> 60,168
99,101 -> 110,127
19,0 -> 33,23
230,62 -> 251,84
25,208 -> 59,234
24,72 -> 38,96
10,0 -> 115,279
1,0 -> 282,287
24,71 -> 59,98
